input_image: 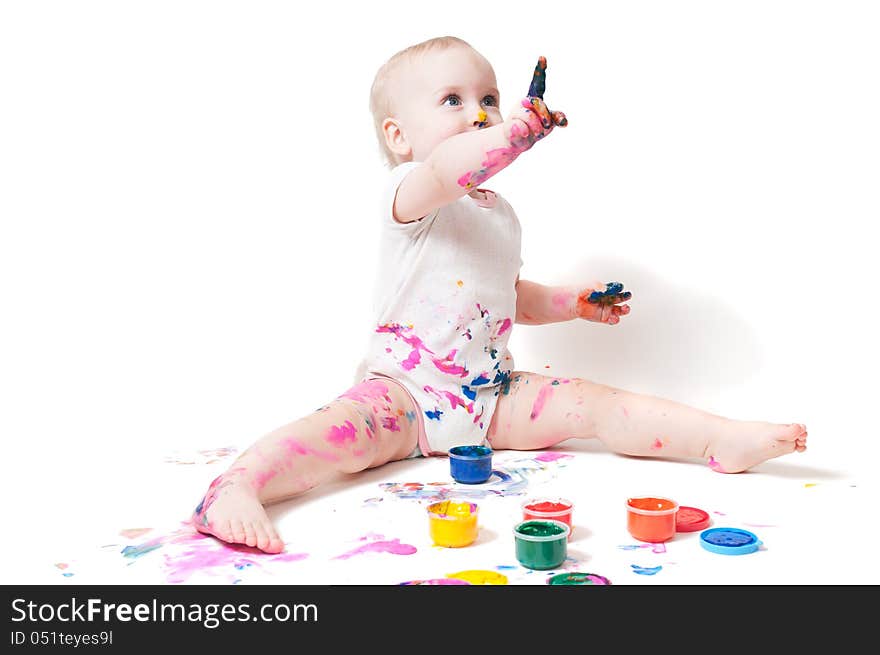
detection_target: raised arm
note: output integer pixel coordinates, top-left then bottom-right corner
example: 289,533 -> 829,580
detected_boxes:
394,57 -> 568,223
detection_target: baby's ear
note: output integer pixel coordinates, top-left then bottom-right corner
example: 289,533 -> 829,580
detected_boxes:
382,117 -> 412,159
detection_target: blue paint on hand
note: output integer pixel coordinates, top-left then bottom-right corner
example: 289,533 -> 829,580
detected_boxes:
588,282 -> 631,305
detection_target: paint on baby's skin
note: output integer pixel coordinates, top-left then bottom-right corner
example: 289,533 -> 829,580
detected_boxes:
586,282 -> 632,305
474,109 -> 488,129
381,415 -> 401,432
333,536 -> 417,560
708,456 -> 726,473
457,144 -> 521,189
458,113 -> 545,189
193,468 -> 247,526
494,368 -> 512,395
325,420 -> 357,447
631,565 -> 663,576
282,438 -> 342,462
252,468 -> 278,490
527,56 -> 547,99
551,291 -> 575,317
529,382 -> 555,420
651,438 -> 664,450
339,379 -> 392,405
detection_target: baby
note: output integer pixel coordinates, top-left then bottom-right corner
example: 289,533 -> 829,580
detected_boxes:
192,35 -> 807,554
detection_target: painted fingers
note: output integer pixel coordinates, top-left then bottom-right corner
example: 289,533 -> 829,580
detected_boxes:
576,282 -> 633,325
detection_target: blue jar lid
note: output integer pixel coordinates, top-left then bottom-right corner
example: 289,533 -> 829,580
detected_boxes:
699,527 -> 762,555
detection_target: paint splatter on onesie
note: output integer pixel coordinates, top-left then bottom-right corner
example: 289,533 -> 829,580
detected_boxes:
354,161 -> 523,456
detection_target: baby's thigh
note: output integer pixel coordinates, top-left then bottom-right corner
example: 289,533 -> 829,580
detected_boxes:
488,371 -> 598,449
336,377 -> 421,464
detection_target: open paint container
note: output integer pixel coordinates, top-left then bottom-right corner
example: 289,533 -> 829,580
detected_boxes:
522,497 -> 574,540
699,527 -> 762,555
448,445 -> 493,484
513,519 -> 570,570
427,500 -> 479,548
626,496 -> 679,543
547,572 -> 612,585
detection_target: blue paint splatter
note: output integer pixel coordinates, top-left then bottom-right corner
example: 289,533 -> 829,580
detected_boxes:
587,282 -> 632,305
631,565 -> 662,576
425,410 -> 443,420
121,538 -> 163,560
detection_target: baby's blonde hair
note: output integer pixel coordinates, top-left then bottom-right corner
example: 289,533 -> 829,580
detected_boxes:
369,35 -> 475,169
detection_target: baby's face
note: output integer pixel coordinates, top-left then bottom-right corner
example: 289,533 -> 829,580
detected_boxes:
391,45 -> 503,162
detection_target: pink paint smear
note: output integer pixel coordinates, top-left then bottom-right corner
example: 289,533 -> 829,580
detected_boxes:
529,383 -> 555,420
333,536 -> 417,560
708,456 -> 726,473
534,452 -> 573,463
164,533 -> 307,584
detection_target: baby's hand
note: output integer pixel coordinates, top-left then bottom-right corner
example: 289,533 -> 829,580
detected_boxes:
505,56 -> 567,152
575,282 -> 632,326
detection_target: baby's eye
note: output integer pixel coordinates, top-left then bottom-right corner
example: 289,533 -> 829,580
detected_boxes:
481,95 -> 498,107
443,94 -> 462,107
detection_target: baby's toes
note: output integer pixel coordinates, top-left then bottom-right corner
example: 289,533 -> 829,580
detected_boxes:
242,522 -> 258,548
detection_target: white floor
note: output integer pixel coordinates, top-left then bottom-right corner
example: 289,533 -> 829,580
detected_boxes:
6,432 -> 876,586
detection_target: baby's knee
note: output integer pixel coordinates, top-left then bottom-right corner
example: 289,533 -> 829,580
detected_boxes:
314,400 -> 380,468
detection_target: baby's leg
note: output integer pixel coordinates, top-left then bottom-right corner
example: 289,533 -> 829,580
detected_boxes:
487,372 -> 807,473
192,378 -> 419,553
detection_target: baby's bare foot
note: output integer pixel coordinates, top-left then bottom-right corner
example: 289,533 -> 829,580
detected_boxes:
192,474 -> 285,554
707,422 -> 808,473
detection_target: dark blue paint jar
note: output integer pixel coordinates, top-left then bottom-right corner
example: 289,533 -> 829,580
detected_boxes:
448,445 -> 494,484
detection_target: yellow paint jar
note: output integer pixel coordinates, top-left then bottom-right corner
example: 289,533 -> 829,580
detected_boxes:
427,500 -> 479,548
446,569 -> 508,585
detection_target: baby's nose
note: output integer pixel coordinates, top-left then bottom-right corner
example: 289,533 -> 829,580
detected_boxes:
472,109 -> 488,129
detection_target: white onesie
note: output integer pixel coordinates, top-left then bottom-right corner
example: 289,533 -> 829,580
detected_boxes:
354,161 -> 523,456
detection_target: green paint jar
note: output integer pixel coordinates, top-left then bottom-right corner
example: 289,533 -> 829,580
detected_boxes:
513,519 -> 570,570
547,572 -> 612,585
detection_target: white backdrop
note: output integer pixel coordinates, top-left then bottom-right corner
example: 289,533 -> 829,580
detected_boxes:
2,1 -> 878,546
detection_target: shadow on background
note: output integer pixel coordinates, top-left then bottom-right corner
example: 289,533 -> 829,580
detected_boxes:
515,257 -> 765,404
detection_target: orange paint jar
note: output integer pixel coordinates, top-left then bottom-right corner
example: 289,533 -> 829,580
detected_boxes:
626,496 -> 679,543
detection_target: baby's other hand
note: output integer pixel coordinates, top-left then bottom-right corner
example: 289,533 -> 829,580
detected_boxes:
575,282 -> 632,326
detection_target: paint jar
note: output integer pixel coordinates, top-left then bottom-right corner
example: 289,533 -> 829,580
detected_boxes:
448,445 -> 493,484
547,572 -> 612,586
427,500 -> 479,548
522,498 -> 574,540
513,519 -> 570,570
626,496 -> 679,543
